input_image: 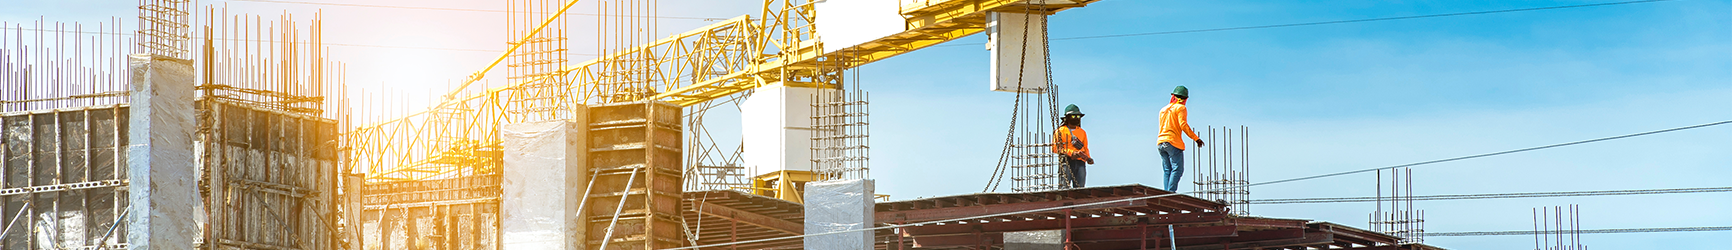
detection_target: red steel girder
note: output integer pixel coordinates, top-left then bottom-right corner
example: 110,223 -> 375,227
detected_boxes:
899,213 -> 1227,237
694,201 -> 805,235
909,225 -> 1239,249
877,196 -> 1153,223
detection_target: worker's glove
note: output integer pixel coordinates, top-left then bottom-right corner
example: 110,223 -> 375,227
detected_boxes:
1195,139 -> 1205,147
1085,157 -> 1095,164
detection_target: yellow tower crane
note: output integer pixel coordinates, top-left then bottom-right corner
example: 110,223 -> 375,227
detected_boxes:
348,0 -> 1103,194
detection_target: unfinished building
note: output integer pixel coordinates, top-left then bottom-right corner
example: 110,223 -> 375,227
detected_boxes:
0,4 -> 350,248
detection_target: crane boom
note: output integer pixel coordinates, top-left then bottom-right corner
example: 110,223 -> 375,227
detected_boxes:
352,0 -> 1103,182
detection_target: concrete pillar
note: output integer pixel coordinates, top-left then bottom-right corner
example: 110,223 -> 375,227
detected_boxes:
804,179 -> 875,250
501,120 -> 588,250
125,54 -> 198,249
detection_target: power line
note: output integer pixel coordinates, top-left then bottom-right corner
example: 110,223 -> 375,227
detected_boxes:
1250,186 -> 1732,204
938,0 -> 1677,47
0,26 -> 602,56
668,120 -> 1732,249
1424,226 -> 1732,237
224,0 -> 730,21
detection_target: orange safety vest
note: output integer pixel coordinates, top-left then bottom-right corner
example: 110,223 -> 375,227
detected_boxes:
1052,125 -> 1091,160
1157,99 -> 1200,150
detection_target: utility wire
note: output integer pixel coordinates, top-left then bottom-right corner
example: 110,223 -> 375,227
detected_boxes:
224,0 -> 729,20
1250,186 -> 1732,204
668,120 -> 1732,249
1424,226 -> 1732,237
0,26 -> 602,56
939,0 -> 1677,47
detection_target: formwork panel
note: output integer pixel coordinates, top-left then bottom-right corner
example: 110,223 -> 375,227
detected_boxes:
200,101 -> 339,250
0,106 -> 130,249
584,101 -> 683,250
361,174 -> 503,250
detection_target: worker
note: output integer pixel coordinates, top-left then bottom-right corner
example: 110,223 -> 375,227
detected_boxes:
1053,104 -> 1094,188
1157,86 -> 1203,192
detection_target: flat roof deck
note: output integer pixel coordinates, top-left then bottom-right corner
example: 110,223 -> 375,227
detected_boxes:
684,184 -> 1443,250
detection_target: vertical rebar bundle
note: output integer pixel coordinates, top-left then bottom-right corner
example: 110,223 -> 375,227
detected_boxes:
1191,126 -> 1251,215
1371,167 -> 1425,244
1533,204 -> 1584,250
1001,85 -> 1062,193
137,0 -> 191,59
503,0 -> 572,121
811,88 -> 870,181
1,19 -> 133,112
593,0 -> 660,102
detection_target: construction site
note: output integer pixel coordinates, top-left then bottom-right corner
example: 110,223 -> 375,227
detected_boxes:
2,0 -> 1728,249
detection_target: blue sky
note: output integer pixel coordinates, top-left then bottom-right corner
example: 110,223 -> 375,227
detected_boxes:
6,0 -> 1729,248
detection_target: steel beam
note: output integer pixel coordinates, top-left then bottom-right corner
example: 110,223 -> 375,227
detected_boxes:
695,201 -> 804,235
876,196 -> 1150,223
899,213 -> 1225,237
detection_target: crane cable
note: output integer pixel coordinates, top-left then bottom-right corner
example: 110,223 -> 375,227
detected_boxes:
983,2 -> 1044,192
670,119 -> 1732,250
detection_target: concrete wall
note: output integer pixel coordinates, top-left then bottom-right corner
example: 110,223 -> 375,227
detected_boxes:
501,120 -> 588,250
126,54 -> 198,250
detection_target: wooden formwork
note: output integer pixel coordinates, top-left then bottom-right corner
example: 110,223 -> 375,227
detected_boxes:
585,101 -> 684,250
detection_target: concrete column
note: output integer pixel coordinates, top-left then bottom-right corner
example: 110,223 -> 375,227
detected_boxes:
805,179 -> 875,250
125,54 -> 197,250
501,119 -> 588,250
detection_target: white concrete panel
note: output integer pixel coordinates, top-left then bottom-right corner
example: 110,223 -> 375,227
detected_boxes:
742,85 -> 837,177
125,54 -> 198,250
501,119 -> 588,250
988,12 -> 1050,93
814,0 -> 905,53
804,179 -> 875,250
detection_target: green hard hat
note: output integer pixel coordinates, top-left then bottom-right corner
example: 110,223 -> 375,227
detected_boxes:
1064,104 -> 1084,117
1172,85 -> 1189,99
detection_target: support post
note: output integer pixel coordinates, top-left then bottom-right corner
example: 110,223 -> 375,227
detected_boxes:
1063,207 -> 1073,250
1167,224 -> 1178,250
125,54 -> 197,250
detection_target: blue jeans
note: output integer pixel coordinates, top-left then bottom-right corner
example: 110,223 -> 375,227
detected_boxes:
1065,158 -> 1086,188
1158,142 -> 1184,192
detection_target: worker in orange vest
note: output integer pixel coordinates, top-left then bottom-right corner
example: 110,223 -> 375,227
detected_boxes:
1053,104 -> 1094,188
1158,86 -> 1203,192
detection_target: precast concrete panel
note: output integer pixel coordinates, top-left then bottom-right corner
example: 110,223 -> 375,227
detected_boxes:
987,12 -> 1050,93
126,54 -> 198,250
501,120 -> 588,250
803,179 -> 874,250
741,85 -> 835,177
